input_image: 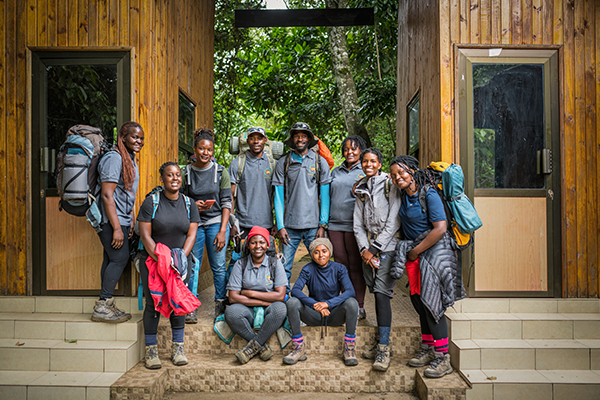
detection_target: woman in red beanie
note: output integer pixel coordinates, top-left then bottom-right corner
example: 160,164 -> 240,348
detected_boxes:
225,226 -> 287,364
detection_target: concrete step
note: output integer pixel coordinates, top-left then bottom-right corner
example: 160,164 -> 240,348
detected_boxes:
0,339 -> 139,373
449,339 -> 600,371
157,322 -> 421,357
111,353 -> 467,399
449,298 -> 600,314
462,369 -> 600,400
447,312 -> 600,341
0,370 -> 124,400
0,312 -> 143,342
0,296 -> 142,315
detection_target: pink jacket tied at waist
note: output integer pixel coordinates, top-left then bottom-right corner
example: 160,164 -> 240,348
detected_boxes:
146,242 -> 201,318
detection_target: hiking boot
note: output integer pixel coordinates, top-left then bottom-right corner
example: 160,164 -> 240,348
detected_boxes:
171,342 -> 188,366
236,339 -> 261,364
145,345 -> 162,369
106,298 -> 131,322
214,300 -> 226,321
91,299 -> 130,323
408,344 -> 436,367
358,308 -> 367,320
372,344 -> 391,371
343,341 -> 358,366
259,343 -> 274,361
282,341 -> 307,365
424,352 -> 452,378
362,339 -> 393,360
185,308 -> 198,324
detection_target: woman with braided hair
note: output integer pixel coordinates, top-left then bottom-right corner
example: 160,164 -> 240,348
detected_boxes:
389,155 -> 462,379
92,121 -> 145,323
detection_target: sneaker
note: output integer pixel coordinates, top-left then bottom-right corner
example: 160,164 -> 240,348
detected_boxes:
171,342 -> 188,366
106,298 -> 132,321
358,308 -> 367,320
236,339 -> 261,365
185,309 -> 198,324
343,341 -> 358,366
424,352 -> 452,378
362,339 -> 393,360
145,345 -> 162,369
259,343 -> 274,361
214,300 -> 226,321
91,299 -> 130,323
408,344 -> 436,367
372,344 -> 391,371
282,341 -> 307,365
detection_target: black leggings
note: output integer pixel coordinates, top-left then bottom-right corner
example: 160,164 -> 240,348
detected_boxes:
139,254 -> 186,335
375,292 -> 392,327
97,224 -> 130,300
410,293 -> 448,340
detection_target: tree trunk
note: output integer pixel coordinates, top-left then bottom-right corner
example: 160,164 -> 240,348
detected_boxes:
325,0 -> 371,146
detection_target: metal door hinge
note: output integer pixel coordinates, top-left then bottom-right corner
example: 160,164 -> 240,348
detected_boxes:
537,149 -> 552,174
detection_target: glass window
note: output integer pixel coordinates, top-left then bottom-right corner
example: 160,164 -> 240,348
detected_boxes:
472,63 -> 545,189
178,91 -> 195,165
407,93 -> 420,160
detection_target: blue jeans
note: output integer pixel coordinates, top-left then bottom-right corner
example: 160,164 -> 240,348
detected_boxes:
282,227 -> 318,286
192,222 -> 230,302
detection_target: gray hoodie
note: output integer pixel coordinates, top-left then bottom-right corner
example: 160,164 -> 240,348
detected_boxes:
353,172 -> 402,255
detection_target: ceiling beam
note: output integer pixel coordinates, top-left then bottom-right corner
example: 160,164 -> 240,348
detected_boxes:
235,9 -> 374,28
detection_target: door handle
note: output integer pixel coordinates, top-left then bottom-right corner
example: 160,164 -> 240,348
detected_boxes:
537,149 -> 552,174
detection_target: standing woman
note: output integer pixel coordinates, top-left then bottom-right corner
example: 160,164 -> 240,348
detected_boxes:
225,226 -> 287,364
328,135 -> 367,319
92,121 -> 144,323
353,148 -> 401,372
138,162 -> 200,369
389,155 -> 465,379
184,128 -> 231,320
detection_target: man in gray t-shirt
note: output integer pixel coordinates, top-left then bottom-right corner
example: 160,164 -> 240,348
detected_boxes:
272,122 -> 331,285
228,127 -> 275,267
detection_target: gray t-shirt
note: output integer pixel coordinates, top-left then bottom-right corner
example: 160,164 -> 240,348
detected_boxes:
272,150 -> 332,230
329,162 -> 365,232
229,152 -> 274,229
226,255 -> 287,292
97,151 -> 139,227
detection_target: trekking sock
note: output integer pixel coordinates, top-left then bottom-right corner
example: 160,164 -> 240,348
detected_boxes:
292,334 -> 304,345
434,337 -> 449,354
378,326 -> 391,346
344,333 -> 356,344
172,327 -> 185,343
422,334 -> 434,347
145,334 -> 158,346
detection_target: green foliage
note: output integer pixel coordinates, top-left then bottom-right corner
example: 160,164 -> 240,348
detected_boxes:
213,0 -> 398,166
474,128 -> 496,188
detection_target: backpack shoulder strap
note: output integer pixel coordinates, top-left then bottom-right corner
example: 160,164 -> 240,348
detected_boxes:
268,255 -> 277,280
284,152 -> 291,177
267,154 -> 276,173
384,178 -> 391,200
315,151 -> 321,187
185,164 -> 191,190
181,193 -> 192,219
151,192 -> 160,219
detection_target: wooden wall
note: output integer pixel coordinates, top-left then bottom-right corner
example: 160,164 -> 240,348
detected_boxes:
397,0 -> 599,298
0,0 -> 215,295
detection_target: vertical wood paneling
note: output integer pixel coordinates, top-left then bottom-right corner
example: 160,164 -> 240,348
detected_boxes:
597,0 -> 600,298
523,0 -> 532,44
511,0 -> 522,43
0,0 -> 7,293
543,0 -> 553,44
553,0 -> 563,44
1,0 -> 215,294
491,0 -> 500,42
583,0 -> 597,298
481,0 -> 491,43
461,0 -> 469,43
532,0 -> 542,44
471,0 -> 480,43
501,0 -> 511,43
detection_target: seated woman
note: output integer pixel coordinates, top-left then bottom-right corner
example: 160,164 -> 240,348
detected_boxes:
283,238 -> 359,366
225,226 -> 287,364
138,162 -> 200,369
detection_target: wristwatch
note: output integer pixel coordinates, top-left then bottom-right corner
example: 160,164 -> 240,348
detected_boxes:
319,223 -> 329,230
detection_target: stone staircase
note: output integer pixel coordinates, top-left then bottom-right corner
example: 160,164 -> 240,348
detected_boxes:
447,298 -> 600,400
0,296 -> 143,400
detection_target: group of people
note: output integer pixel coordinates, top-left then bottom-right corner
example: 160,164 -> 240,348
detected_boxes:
91,121 -> 465,380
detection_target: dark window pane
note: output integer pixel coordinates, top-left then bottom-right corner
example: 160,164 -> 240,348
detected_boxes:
46,64 -> 118,188
473,63 -> 545,189
408,94 -> 420,160
178,92 -> 195,148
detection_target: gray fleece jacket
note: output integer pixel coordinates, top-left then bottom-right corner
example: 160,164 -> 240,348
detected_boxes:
353,173 -> 402,255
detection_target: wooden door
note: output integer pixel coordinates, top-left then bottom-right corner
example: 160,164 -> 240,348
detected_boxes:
459,49 -> 561,297
31,51 -> 131,295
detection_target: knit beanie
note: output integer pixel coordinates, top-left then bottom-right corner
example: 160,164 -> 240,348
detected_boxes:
309,238 -> 333,260
246,226 -> 270,247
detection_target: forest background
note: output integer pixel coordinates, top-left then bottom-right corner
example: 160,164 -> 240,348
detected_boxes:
211,0 -> 400,168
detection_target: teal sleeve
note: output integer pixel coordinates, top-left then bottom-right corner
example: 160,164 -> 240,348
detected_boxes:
319,184 -> 330,225
274,185 -> 285,231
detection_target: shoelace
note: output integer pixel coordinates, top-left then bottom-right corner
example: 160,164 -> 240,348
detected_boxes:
173,344 -> 185,358
375,350 -> 386,363
415,348 -> 429,359
147,347 -> 158,359
429,356 -> 444,368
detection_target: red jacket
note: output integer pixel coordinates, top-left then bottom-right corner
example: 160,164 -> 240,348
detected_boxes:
146,243 -> 201,318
